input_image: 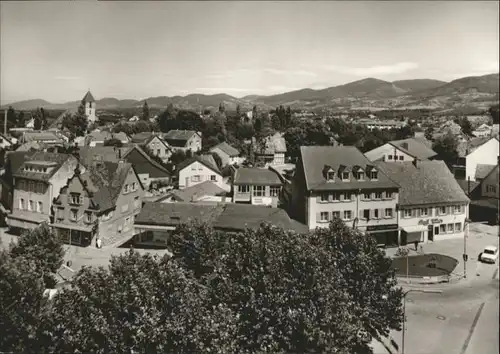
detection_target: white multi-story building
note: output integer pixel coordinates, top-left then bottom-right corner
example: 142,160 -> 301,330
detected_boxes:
176,154 -> 224,190
365,138 -> 437,162
377,160 -> 470,244
454,137 -> 499,181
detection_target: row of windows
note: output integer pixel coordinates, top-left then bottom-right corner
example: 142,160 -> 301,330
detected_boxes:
17,180 -> 46,194
361,208 -> 394,219
319,191 -> 394,202
386,155 -> 405,161
435,223 -> 462,234
123,182 -> 139,194
23,165 -> 49,173
402,205 -> 464,218
191,175 -> 217,183
19,199 -> 43,213
237,185 -> 281,197
326,170 -> 378,182
319,210 -> 353,222
486,185 -> 497,193
318,208 -> 394,222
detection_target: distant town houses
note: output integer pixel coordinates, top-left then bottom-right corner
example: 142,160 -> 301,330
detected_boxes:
291,146 -> 400,246
163,130 -> 202,153
85,130 -> 130,147
51,161 -> 144,247
377,160 -> 470,244
254,132 -> 287,166
472,123 -> 494,138
209,141 -> 243,166
232,167 -> 284,207
6,152 -> 79,234
20,130 -> 67,146
357,118 -> 406,131
176,154 -> 224,190
365,137 -> 437,162
133,133 -> 172,162
453,136 -> 499,181
157,180 -> 227,204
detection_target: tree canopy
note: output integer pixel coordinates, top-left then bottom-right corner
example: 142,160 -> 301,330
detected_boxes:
142,100 -> 150,121
432,132 -> 459,167
62,102 -> 88,138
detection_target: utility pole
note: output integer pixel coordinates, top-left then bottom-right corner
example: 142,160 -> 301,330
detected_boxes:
402,289 -> 443,354
4,109 -> 7,135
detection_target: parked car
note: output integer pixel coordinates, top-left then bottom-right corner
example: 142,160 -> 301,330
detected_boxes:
480,245 -> 499,264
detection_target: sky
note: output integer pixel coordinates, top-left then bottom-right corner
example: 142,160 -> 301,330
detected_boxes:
1,1 -> 499,104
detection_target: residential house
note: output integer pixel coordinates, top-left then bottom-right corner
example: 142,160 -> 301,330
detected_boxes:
164,130 -> 202,153
132,133 -> 172,162
51,161 -> 144,247
254,132 -> 287,165
472,123 -> 493,138
120,146 -> 172,190
358,119 -> 406,131
157,181 -> 227,203
291,146 -> 400,246
177,154 -> 224,190
85,130 -> 130,147
6,152 -> 79,233
133,202 -> 308,248
365,138 -> 437,162
232,167 -> 283,207
210,142 -> 243,166
453,137 -> 499,181
377,160 -> 470,244
20,131 -> 66,146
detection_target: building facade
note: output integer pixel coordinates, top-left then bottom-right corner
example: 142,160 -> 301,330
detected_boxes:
143,135 -> 171,162
365,138 -> 437,162
164,130 -> 202,153
210,142 -> 243,166
292,146 -> 400,246
232,167 -> 283,207
82,91 -> 97,124
177,155 -> 224,190
51,162 -> 144,247
7,153 -> 79,233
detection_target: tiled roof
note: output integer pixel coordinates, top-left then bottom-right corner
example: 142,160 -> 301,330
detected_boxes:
470,197 -> 499,210
475,164 -> 496,180
389,138 -> 437,160
233,167 -> 283,186
210,141 -> 239,157
376,161 -> 470,206
136,202 -> 308,234
130,132 -> 156,144
78,146 -> 127,166
456,179 -> 481,195
86,130 -> 112,143
82,91 -> 95,102
122,145 -> 171,178
22,131 -> 64,144
13,152 -> 73,181
177,154 -> 221,175
164,130 -> 198,146
6,151 -> 35,176
160,181 -> 227,202
15,141 -> 47,152
299,146 -> 399,191
457,137 -> 498,158
76,161 -> 133,212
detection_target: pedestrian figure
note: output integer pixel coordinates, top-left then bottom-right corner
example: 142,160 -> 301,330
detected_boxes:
96,238 -> 102,249
414,241 -> 419,251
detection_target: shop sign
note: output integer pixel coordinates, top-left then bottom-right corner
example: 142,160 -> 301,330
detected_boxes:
418,219 -> 442,226
366,224 -> 398,231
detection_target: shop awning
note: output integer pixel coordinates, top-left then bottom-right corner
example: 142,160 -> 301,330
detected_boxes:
401,225 -> 428,233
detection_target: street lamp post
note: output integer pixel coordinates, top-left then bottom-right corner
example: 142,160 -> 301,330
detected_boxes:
402,289 -> 443,354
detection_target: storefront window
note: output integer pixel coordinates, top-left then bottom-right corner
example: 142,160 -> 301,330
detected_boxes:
455,223 -> 461,231
439,224 -> 446,233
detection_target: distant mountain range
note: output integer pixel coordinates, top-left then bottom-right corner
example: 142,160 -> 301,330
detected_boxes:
3,73 -> 499,112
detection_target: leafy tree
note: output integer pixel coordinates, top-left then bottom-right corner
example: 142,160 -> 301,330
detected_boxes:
488,104 -> 499,124
0,250 -> 48,352
17,111 -> 25,127
432,132 -> 459,167
218,102 -> 226,114
9,223 -> 65,288
169,149 -> 188,166
39,251 -> 239,353
284,121 -> 334,161
252,105 -> 258,120
134,120 -> 153,133
236,104 -> 241,116
103,138 -> 123,147
456,117 -> 473,136
394,124 -> 414,140
33,107 -> 43,130
62,102 -> 88,137
167,220 -> 403,353
142,100 -> 150,121
40,107 -> 47,130
6,106 -> 16,127
424,126 -> 434,141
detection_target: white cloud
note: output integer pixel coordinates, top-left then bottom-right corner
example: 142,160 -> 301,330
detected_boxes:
54,76 -> 81,80
325,62 -> 419,76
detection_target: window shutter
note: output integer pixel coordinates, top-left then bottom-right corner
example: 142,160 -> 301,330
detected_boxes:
316,195 -> 321,203
379,208 -> 384,219
316,212 -> 321,222
340,193 -> 344,201
360,193 -> 365,201
328,193 -> 333,202
446,206 -> 451,214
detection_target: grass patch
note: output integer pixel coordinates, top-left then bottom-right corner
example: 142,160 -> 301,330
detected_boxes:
392,253 -> 458,277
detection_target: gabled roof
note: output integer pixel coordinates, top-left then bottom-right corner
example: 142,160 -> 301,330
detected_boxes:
254,133 -> 287,154
389,138 -> 437,160
130,132 -> 160,144
13,152 -> 74,181
376,161 -> 470,206
458,137 -> 499,158
210,141 -> 239,157
158,181 -> 226,202
456,179 -> 481,195
299,146 -> 399,191
164,130 -> 198,146
475,164 -> 496,180
21,131 -> 65,144
121,145 -> 171,177
136,202 -> 308,234
176,154 -> 221,175
0,133 -> 13,145
82,91 -> 95,103
78,146 -> 128,166
79,161 -> 134,212
233,167 -> 283,186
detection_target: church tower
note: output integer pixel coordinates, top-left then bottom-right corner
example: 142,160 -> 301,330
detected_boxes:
82,90 -> 96,123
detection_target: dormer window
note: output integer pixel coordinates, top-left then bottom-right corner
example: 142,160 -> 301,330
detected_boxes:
370,170 -> 378,180
342,172 -> 349,181
357,171 -> 364,180
327,171 -> 335,181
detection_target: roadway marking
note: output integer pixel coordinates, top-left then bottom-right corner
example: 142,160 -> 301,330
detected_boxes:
492,267 -> 498,280
459,302 -> 485,354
